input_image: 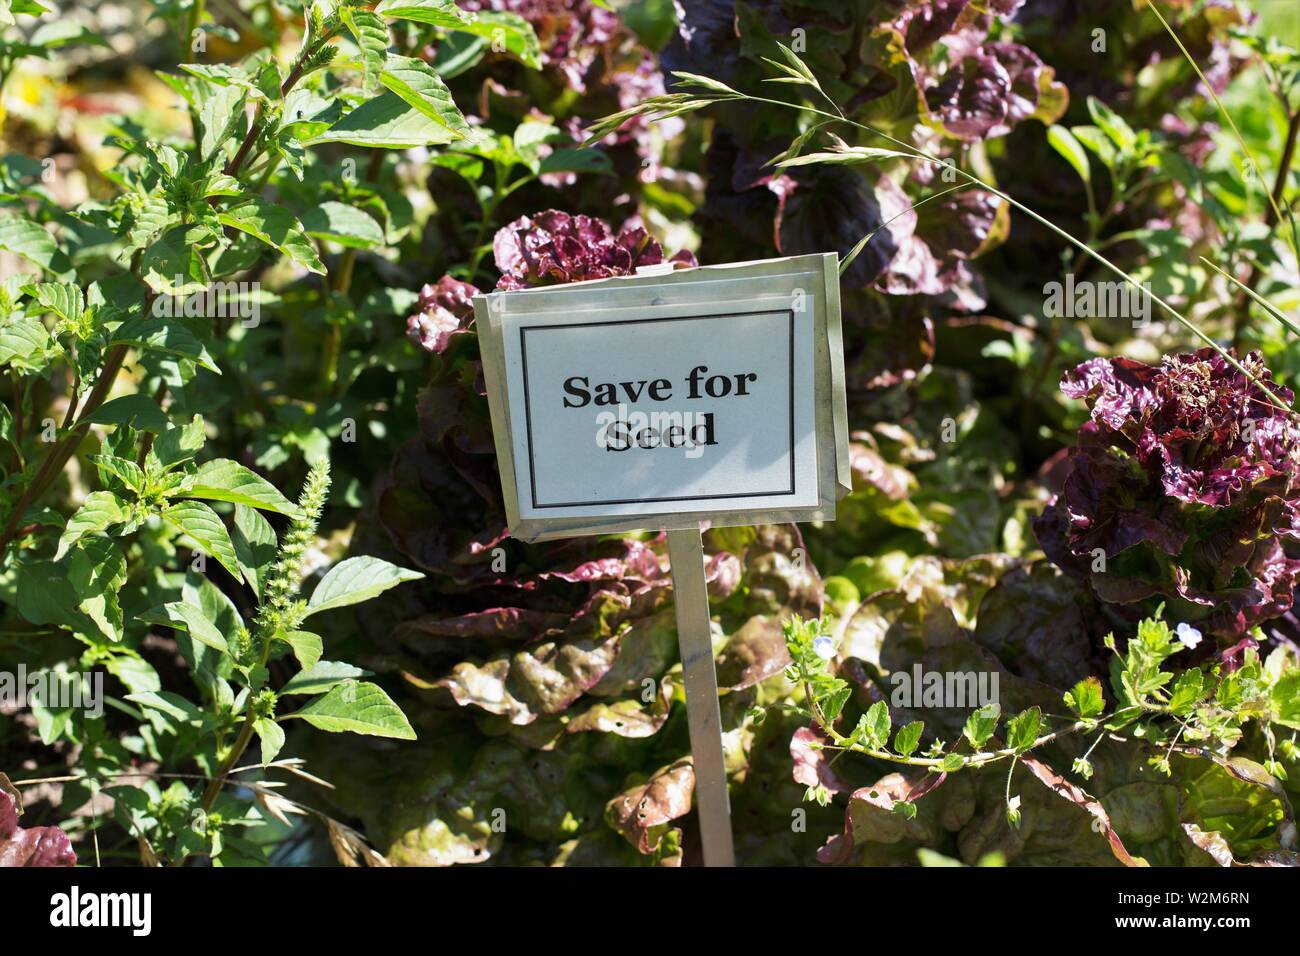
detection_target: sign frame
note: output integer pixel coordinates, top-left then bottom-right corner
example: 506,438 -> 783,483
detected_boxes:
473,253 -> 850,543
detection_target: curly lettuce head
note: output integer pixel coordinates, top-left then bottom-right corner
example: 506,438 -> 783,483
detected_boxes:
1035,348 -> 1300,638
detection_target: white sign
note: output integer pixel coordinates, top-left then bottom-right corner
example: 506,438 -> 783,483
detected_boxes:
475,254 -> 849,541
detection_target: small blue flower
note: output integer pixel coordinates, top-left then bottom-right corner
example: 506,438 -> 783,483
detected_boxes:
812,635 -> 836,660
1175,622 -> 1203,650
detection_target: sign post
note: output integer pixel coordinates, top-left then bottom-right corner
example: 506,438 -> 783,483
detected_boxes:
474,253 -> 849,865
665,527 -> 735,867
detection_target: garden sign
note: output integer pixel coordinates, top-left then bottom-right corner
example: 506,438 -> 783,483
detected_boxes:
475,253 -> 850,866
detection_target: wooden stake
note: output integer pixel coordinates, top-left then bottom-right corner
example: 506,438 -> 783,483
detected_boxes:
666,528 -> 736,867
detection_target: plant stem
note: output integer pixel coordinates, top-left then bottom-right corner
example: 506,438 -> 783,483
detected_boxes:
0,342 -> 129,554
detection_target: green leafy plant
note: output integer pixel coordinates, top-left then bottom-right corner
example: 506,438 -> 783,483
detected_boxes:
785,605 -> 1300,864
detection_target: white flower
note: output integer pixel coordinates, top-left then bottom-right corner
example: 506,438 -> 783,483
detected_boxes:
812,635 -> 836,660
1175,622 -> 1203,650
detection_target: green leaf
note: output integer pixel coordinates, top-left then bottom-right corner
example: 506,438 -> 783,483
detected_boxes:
280,631 -> 323,670
56,490 -> 126,559
86,394 -> 169,432
282,680 -> 416,739
254,717 -> 285,766
939,753 -> 966,772
373,0 -> 469,29
137,226 -> 209,294
379,54 -> 471,138
304,556 -> 424,617
68,536 -> 126,642
538,148 -> 613,176
1087,95 -> 1136,153
447,11 -> 542,70
126,691 -> 206,725
172,459 -> 301,516
31,282 -> 83,323
820,683 -> 850,724
893,720 -> 924,757
1047,124 -> 1091,186
161,501 -> 242,580
962,702 -> 1001,749
90,454 -> 147,494
217,197 -> 325,274
231,504 -> 277,597
152,415 -> 206,469
342,5 -> 390,82
279,661 -> 370,696
860,699 -> 891,749
0,216 -> 65,272
1063,676 -> 1105,719
1005,707 -> 1042,753
0,317 -> 52,367
309,92 -> 463,149
300,202 -> 385,249
1169,668 -> 1205,716
198,82 -> 247,164
109,316 -> 220,373
139,601 -> 229,654
29,19 -> 107,48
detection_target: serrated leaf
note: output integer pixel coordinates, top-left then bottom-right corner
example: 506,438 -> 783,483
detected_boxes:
860,699 -> 891,749
304,556 -> 424,617
820,683 -> 850,724
279,661 -> 370,696
1169,668 -> 1205,716
172,459 -> 300,516
300,202 -> 384,249
379,54 -> 471,138
161,501 -> 242,580
1005,707 -> 1042,753
283,680 -> 416,739
342,6 -> 389,82
893,720 -> 924,757
1063,676 -> 1105,719
962,702 -> 1001,749
217,197 -> 325,274
31,282 -> 83,322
